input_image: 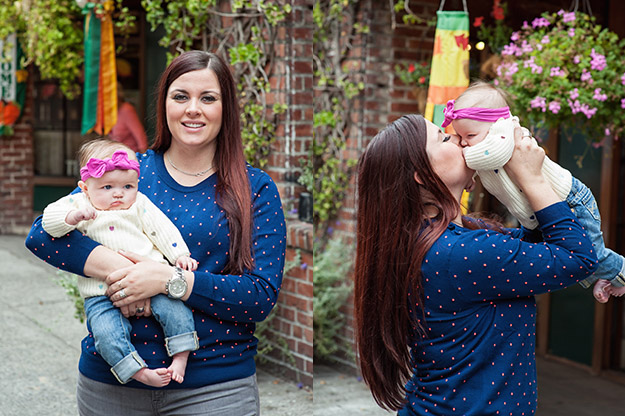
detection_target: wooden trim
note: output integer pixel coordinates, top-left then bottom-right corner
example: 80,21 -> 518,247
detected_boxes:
535,127 -> 559,357
599,369 -> 625,386
543,353 -> 592,374
536,293 -> 551,356
591,137 -> 621,373
33,176 -> 77,187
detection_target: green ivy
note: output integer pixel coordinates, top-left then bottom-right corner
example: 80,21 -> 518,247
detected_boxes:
0,0 -> 134,99
313,238 -> 353,360
312,0 -> 366,233
142,0 -> 291,169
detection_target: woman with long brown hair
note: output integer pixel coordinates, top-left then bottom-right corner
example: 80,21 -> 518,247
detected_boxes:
354,114 -> 597,415
26,51 -> 286,415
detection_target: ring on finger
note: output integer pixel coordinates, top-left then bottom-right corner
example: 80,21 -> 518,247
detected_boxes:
119,288 -> 127,299
136,307 -> 145,314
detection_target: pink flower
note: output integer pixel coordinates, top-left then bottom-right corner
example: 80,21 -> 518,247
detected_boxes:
548,101 -> 561,114
590,48 -> 607,71
550,67 -> 565,77
593,88 -> 607,102
581,69 -> 593,83
621,98 -> 625,109
510,31 -> 520,42
621,73 -> 625,85
532,17 -> 550,28
568,28 -> 575,37
570,88 -> 579,100
568,99 -> 581,114
563,12 -> 576,23
573,55 -> 581,64
541,35 -> 550,44
581,105 -> 597,119
502,43 -> 520,56
530,96 -> 547,112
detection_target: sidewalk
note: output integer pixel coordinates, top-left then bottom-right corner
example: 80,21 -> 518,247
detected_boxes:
0,234 -> 312,416
314,354 -> 625,415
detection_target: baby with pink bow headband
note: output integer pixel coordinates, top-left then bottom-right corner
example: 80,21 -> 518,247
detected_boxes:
448,81 -> 625,303
42,138 -> 200,387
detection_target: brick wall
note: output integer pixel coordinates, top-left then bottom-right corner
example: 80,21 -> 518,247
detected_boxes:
0,66 -> 34,235
325,0 -> 439,369
260,0 -> 314,386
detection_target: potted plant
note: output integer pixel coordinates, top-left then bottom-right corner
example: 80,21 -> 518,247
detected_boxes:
495,9 -> 625,145
394,61 -> 430,113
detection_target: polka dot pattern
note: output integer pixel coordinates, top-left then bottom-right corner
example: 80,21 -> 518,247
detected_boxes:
26,150 -> 287,388
398,202 -> 597,415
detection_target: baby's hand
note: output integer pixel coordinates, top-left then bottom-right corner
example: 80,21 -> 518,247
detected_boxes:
65,207 -> 97,225
176,255 -> 198,271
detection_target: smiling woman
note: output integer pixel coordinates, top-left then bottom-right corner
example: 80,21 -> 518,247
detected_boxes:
26,51 -> 286,415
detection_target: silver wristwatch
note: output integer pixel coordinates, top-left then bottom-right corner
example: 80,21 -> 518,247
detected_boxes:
166,266 -> 187,299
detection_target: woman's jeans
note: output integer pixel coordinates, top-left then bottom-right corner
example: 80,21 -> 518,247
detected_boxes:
567,177 -> 625,288
84,294 -> 198,384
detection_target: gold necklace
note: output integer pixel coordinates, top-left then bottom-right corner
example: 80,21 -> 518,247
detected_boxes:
166,153 -> 213,177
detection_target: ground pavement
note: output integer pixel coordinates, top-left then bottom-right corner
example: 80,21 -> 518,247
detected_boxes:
313,352 -> 625,415
0,234 -> 312,416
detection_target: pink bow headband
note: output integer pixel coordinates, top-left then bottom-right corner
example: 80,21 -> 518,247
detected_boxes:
441,99 -> 511,128
80,150 -> 140,181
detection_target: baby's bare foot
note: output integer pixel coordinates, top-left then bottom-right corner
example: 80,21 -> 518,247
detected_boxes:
132,367 -> 171,387
593,279 -> 611,303
168,351 -> 190,384
606,284 -> 625,298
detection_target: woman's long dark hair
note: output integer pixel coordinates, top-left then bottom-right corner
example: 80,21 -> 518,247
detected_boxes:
152,51 -> 253,274
354,114 -> 461,410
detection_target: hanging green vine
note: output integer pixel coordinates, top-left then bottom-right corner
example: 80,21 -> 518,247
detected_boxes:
141,0 -> 291,168
312,0 -> 366,235
0,0 -> 134,99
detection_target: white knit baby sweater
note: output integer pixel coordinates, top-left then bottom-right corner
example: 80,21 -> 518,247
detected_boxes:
463,116 -> 572,229
42,192 -> 191,298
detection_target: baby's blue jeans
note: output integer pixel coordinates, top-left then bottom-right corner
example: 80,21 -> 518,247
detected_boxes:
84,293 -> 198,384
567,177 -> 625,288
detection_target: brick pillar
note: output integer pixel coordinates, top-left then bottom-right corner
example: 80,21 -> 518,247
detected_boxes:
262,0 -> 314,386
0,66 -> 35,235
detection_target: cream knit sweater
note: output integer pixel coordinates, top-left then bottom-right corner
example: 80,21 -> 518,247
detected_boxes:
463,116 -> 572,229
42,192 -> 191,298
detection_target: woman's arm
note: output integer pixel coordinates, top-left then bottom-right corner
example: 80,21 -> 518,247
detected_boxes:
105,173 -> 287,323
446,201 -> 598,303
182,176 -> 286,322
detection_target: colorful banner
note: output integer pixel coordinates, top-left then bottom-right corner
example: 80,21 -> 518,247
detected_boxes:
425,11 -> 470,129
0,34 -> 27,136
81,3 -> 117,135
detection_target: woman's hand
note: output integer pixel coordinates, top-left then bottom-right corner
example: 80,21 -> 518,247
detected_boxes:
105,250 -> 172,311
504,126 -> 545,187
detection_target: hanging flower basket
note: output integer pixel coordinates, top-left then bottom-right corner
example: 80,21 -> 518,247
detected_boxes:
495,10 -> 625,143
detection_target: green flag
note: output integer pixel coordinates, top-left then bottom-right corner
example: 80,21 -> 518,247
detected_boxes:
81,6 -> 101,135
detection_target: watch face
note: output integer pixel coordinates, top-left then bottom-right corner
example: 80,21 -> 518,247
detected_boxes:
169,278 -> 187,297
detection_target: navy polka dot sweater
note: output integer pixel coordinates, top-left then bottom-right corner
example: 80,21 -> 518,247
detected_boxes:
399,202 -> 597,415
26,150 -> 286,389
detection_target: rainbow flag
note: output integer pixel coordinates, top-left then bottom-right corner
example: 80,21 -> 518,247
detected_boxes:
81,4 -> 117,135
425,11 -> 470,129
